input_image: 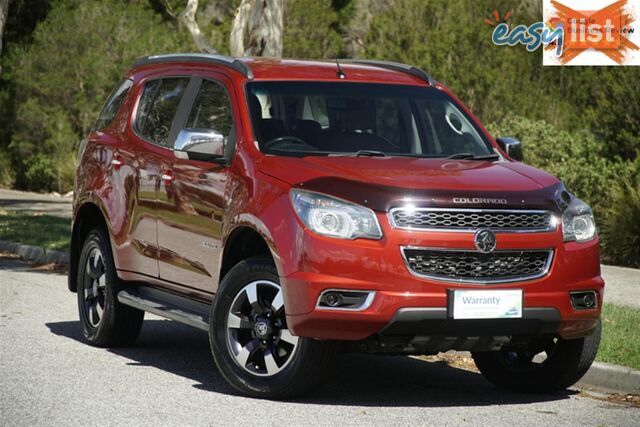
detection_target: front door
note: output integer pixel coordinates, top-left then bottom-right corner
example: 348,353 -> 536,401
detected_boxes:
156,76 -> 235,294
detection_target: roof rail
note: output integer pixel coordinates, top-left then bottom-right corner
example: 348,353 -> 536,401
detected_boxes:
132,53 -> 254,80
337,59 -> 436,86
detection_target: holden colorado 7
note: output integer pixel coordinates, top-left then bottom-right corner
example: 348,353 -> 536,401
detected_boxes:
69,54 -> 602,399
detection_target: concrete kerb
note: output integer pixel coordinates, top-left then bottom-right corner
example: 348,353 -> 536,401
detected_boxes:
578,361 -> 640,395
0,239 -> 69,265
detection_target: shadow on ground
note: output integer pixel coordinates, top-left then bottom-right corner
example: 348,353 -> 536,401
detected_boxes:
46,319 -> 575,407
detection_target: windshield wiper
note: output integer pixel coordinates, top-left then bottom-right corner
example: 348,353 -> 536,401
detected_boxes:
329,150 -> 388,158
446,152 -> 501,161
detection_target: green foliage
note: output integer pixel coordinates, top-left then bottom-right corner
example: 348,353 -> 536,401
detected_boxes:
0,151 -> 15,188
0,0 -> 638,266
364,0 -> 639,161
3,0 -> 192,192
601,167 -> 640,268
487,116 -> 639,264
283,0 -> 344,59
364,0 -> 567,126
486,116 -> 632,217
1,0 -> 52,47
556,68 -> 640,160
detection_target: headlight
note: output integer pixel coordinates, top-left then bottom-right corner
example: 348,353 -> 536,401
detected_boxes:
562,197 -> 597,242
290,189 -> 382,240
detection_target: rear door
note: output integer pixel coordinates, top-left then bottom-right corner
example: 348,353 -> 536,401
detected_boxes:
156,74 -> 236,294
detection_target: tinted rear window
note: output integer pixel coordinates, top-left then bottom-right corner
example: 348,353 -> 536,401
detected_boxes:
136,78 -> 190,147
93,79 -> 132,130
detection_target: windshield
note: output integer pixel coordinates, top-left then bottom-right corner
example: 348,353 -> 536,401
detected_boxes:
246,82 -> 494,158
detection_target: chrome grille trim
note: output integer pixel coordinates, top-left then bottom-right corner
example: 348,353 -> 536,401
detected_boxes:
389,208 -> 557,233
400,247 -> 554,284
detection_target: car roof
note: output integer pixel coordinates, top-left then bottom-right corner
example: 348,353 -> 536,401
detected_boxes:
131,54 -> 435,87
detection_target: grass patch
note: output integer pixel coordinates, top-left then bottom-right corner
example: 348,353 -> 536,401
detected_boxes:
597,304 -> 640,370
0,210 -> 70,251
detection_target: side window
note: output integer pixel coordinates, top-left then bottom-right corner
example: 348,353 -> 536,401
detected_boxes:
186,80 -> 233,138
94,78 -> 132,130
136,77 -> 190,147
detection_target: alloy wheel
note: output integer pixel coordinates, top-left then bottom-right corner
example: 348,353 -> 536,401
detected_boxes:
225,280 -> 299,377
83,247 -> 107,328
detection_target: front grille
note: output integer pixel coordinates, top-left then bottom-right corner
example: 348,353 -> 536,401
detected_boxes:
402,248 -> 553,284
390,208 -> 555,232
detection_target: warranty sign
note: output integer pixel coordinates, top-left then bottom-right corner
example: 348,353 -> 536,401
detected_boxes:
452,290 -> 523,320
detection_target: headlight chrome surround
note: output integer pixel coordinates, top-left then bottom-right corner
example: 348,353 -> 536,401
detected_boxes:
562,197 -> 597,243
290,189 -> 383,240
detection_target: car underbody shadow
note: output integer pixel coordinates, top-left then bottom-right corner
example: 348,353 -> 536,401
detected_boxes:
46,319 -> 575,407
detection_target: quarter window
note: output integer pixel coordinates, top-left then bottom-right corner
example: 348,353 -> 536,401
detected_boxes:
136,78 -> 190,147
94,79 -> 132,130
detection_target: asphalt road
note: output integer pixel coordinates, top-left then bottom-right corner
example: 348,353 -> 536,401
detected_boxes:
1,256 -> 638,426
0,189 -> 73,218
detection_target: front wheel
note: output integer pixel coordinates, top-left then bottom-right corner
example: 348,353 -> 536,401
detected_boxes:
209,257 -> 338,399
472,321 -> 601,393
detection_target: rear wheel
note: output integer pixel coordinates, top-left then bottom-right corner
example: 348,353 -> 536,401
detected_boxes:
76,228 -> 144,347
472,321 -> 601,393
209,257 -> 338,399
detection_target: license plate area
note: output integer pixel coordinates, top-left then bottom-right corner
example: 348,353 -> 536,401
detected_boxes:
450,289 -> 523,319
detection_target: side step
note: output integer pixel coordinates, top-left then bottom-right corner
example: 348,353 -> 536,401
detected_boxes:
118,286 -> 211,332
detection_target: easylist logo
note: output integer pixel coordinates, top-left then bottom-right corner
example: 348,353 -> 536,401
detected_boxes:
452,197 -> 508,205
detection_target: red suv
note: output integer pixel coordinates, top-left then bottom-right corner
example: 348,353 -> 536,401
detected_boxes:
69,54 -> 603,399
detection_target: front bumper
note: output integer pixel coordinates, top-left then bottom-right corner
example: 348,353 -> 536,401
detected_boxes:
282,221 -> 603,342
285,283 -> 601,341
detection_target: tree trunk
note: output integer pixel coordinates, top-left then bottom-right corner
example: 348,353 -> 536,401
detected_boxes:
344,0 -> 394,58
230,0 -> 283,57
230,0 -> 253,56
0,0 -> 8,57
178,0 -> 218,54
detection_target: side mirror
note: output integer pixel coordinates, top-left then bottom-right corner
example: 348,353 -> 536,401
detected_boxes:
496,137 -> 523,162
174,128 -> 225,162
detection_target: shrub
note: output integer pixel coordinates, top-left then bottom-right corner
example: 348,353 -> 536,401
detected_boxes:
0,151 -> 15,188
283,0 -> 344,59
601,164 -> 640,268
487,116 -> 639,266
4,0 -> 191,192
486,116 -> 631,218
23,153 -> 57,193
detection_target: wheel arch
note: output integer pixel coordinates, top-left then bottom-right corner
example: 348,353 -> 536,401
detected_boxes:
68,202 -> 109,292
219,226 -> 279,283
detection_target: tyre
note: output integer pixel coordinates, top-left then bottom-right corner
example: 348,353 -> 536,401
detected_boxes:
472,321 -> 601,393
77,227 -> 144,347
209,257 -> 338,399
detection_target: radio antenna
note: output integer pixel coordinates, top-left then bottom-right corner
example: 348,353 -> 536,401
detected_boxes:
335,58 -> 346,79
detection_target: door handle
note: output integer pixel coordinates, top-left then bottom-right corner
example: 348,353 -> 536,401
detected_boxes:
111,154 -> 124,169
161,171 -> 174,185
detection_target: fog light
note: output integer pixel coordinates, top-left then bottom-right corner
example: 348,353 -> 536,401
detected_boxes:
582,293 -> 596,308
570,291 -> 598,310
318,290 -> 375,310
324,292 -> 343,307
